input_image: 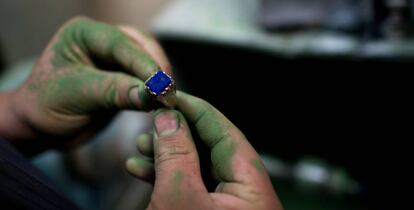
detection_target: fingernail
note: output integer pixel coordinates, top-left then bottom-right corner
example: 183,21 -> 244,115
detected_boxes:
154,111 -> 179,137
128,86 -> 141,108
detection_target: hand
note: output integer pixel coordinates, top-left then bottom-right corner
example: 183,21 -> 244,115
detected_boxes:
0,16 -> 171,154
127,92 -> 283,210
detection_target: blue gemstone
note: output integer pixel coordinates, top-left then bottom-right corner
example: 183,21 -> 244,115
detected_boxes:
145,71 -> 173,95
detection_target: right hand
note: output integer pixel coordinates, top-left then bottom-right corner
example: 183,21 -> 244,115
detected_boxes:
127,92 -> 283,210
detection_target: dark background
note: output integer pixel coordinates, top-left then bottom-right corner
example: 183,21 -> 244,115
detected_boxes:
160,38 -> 410,209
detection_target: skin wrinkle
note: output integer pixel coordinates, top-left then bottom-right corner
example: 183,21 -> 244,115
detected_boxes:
211,135 -> 236,182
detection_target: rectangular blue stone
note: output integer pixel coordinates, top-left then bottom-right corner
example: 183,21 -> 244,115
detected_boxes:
145,71 -> 173,95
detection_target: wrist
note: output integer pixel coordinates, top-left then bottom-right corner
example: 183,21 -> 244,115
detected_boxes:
0,91 -> 36,144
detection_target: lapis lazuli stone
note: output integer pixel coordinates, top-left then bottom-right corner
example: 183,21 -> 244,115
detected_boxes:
145,71 -> 172,95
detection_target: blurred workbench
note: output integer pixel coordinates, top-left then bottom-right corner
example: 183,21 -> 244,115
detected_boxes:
153,0 -> 414,59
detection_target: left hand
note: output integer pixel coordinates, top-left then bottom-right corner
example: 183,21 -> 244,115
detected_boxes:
0,17 -> 171,154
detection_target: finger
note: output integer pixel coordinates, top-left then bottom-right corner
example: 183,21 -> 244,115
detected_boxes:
126,156 -> 154,183
151,109 -> 208,202
118,26 -> 172,75
58,17 -> 159,80
137,133 -> 154,158
175,92 -> 274,194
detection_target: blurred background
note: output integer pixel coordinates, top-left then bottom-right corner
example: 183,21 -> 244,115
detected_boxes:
1,0 -> 410,210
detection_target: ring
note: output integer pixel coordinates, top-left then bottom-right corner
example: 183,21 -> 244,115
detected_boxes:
145,70 -> 176,108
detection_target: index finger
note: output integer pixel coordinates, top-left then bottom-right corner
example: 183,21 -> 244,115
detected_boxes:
117,26 -> 172,75
175,92 -> 271,191
55,17 -> 159,80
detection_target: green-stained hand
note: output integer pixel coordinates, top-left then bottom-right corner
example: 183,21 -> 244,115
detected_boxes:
127,92 -> 283,210
0,16 -> 171,154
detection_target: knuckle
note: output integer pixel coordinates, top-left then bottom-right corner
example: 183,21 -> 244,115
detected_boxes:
103,74 -> 122,107
155,141 -> 196,166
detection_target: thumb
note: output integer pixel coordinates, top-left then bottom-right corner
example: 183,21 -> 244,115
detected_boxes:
88,70 -> 156,111
151,110 -> 207,206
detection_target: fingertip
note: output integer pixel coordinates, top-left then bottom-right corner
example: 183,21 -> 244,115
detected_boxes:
126,158 -> 136,171
136,133 -> 153,157
127,86 -> 141,108
126,157 -> 155,182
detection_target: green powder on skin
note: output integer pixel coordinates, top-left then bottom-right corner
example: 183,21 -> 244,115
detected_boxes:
251,159 -> 266,175
168,170 -> 183,201
52,19 -> 157,79
211,138 -> 236,181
